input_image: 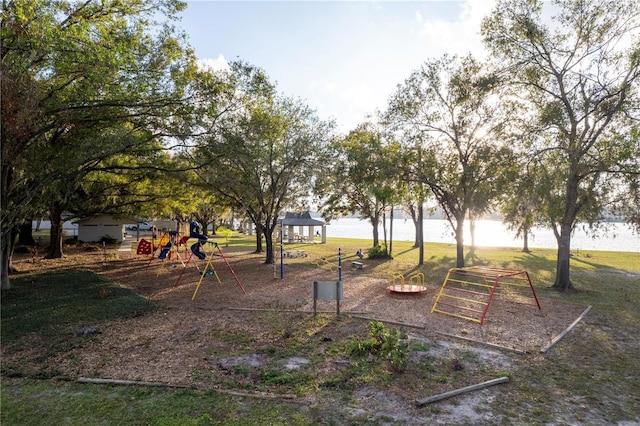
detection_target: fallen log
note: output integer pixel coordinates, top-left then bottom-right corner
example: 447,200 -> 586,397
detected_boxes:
540,305 -> 592,354
415,376 -> 510,406
77,377 -> 190,388
77,378 -> 298,400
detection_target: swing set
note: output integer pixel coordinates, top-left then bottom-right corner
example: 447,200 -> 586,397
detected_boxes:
174,239 -> 246,299
137,230 -> 189,269
173,222 -> 246,299
136,222 -> 245,299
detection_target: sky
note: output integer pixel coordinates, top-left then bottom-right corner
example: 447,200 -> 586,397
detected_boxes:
174,0 -> 497,132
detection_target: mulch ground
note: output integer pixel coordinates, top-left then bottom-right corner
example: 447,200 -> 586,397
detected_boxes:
6,242 -> 588,387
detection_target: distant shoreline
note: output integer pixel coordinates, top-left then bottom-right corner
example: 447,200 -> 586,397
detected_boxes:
325,218 -> 639,253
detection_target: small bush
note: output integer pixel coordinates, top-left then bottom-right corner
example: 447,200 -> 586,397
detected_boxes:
99,235 -> 118,245
367,245 -> 391,259
216,226 -> 233,246
216,225 -> 231,233
63,236 -> 78,245
349,321 -> 408,372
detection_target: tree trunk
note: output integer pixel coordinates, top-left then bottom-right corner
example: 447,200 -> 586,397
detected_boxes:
1,227 -> 18,290
264,231 -> 274,265
46,203 -> 65,259
262,221 -> 278,265
18,220 -> 36,246
382,211 -> 388,254
522,226 -> 530,253
455,215 -> 465,268
409,204 -> 420,248
254,224 -> 263,254
417,203 -> 424,265
469,218 -> 476,249
553,222 -> 574,291
553,172 -> 580,291
389,207 -> 394,257
371,218 -> 380,247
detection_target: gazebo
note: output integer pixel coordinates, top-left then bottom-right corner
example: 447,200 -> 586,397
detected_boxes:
280,212 -> 326,244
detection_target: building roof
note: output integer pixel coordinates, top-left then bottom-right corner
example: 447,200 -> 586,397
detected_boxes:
76,214 -> 139,225
280,212 -> 325,226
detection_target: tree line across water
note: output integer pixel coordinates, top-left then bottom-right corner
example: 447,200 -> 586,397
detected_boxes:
2,0 -> 639,292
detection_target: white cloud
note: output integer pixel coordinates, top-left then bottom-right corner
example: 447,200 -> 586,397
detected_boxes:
323,81 -> 337,93
197,54 -> 230,72
185,1 -> 499,133
417,0 -> 496,59
307,79 -> 337,94
304,78 -> 380,130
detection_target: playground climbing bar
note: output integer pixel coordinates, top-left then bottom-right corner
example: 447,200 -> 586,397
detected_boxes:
431,266 -> 541,325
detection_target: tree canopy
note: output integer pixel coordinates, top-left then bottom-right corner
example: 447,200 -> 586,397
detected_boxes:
1,0 -> 195,288
482,0 -> 640,290
316,124 -> 380,246
385,54 -> 513,267
188,65 -> 334,264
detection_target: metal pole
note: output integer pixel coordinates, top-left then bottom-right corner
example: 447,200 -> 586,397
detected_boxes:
313,281 -> 318,316
336,280 -> 340,316
338,247 -> 342,281
280,220 -> 284,279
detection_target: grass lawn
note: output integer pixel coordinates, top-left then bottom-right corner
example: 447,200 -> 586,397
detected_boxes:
2,234 -> 639,425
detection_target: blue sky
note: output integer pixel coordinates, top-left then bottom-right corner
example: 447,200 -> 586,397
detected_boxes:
175,1 -> 495,132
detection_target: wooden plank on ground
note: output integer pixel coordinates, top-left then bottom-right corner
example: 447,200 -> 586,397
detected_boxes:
415,376 -> 510,406
540,305 -> 592,354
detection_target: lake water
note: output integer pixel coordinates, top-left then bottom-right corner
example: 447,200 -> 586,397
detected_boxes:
325,218 -> 640,253
40,218 -> 640,253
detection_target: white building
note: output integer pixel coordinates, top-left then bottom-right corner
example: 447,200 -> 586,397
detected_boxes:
76,214 -> 136,243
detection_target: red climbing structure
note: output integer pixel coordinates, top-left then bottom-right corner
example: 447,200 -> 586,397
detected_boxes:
431,266 -> 541,325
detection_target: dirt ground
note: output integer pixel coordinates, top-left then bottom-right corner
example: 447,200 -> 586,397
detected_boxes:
5,241 -> 593,424
9,241 -> 587,371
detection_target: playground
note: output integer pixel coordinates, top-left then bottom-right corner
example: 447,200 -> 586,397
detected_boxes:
106,224 -> 587,355
8,235 -> 589,382
100,245 -> 587,355
9,236 -> 638,424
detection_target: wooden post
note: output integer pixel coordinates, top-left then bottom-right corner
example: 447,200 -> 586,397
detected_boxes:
416,376 -> 509,406
540,305 -> 592,353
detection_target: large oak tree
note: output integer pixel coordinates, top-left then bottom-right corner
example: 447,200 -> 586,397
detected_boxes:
482,0 -> 640,290
385,55 -> 512,268
1,0 -> 194,289
315,122 -> 401,253
190,66 -> 334,264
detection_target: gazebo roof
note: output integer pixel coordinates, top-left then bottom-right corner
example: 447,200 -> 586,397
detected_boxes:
280,212 -> 324,226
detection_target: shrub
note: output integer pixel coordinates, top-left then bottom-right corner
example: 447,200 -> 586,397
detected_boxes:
349,320 -> 408,372
216,226 -> 233,246
63,236 -> 78,245
99,235 -> 118,245
367,245 -> 391,259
